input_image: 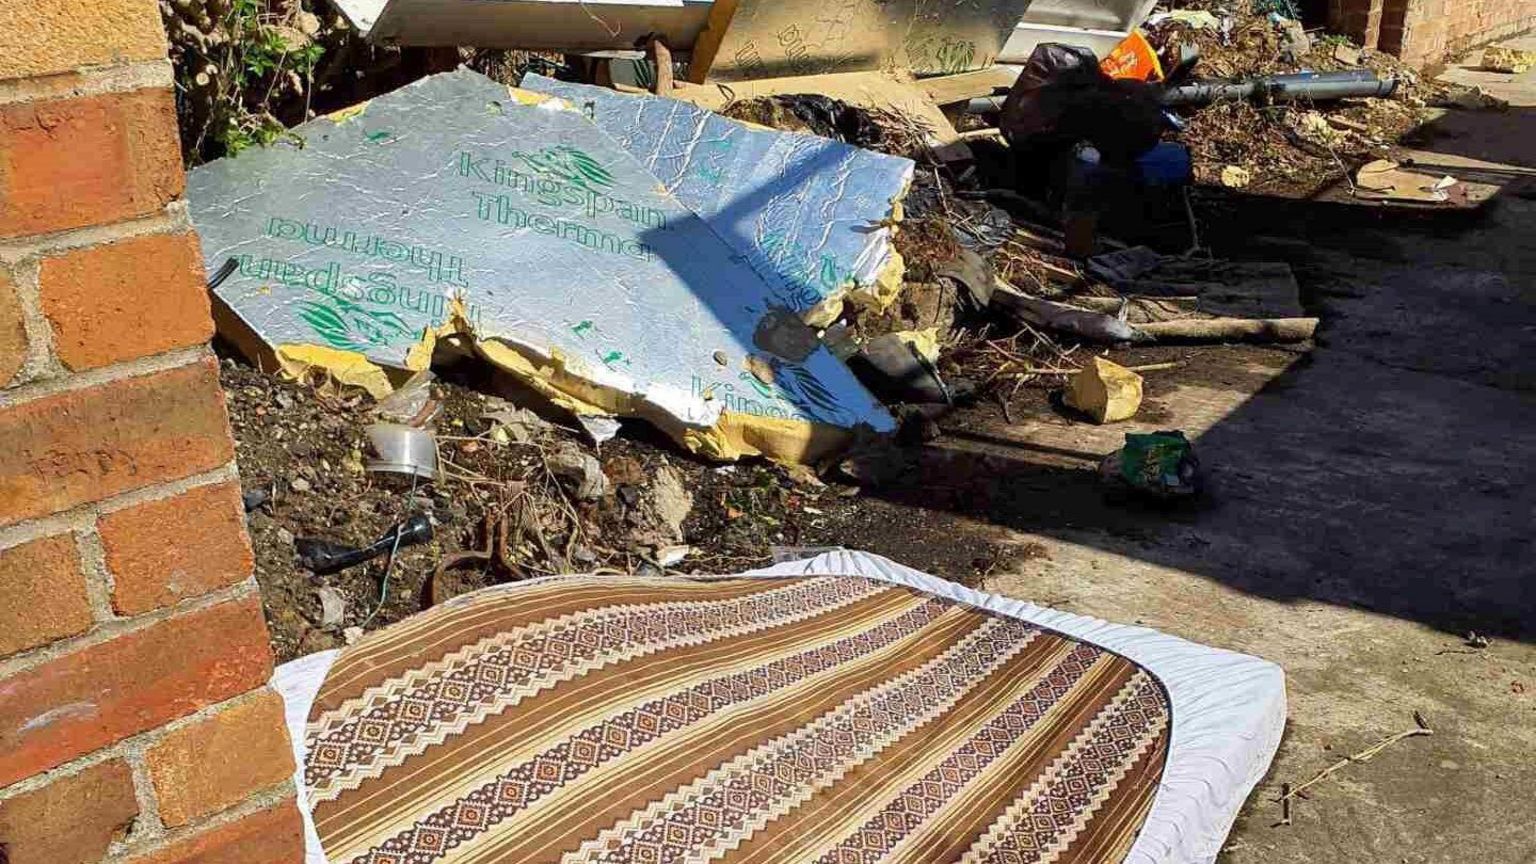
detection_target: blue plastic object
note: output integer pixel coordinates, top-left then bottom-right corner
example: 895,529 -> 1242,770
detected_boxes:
1135,142 -> 1194,188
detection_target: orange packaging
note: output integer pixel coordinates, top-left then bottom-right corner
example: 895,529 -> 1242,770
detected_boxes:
1100,30 -> 1165,81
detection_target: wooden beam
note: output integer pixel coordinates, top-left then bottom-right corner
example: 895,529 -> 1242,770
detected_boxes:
918,67 -> 1017,106
687,0 -> 738,84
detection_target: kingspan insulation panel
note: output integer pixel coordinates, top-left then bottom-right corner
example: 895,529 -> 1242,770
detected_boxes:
520,74 -> 914,320
186,70 -> 894,463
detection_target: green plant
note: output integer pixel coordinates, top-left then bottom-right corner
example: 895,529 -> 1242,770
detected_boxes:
161,0 -> 335,163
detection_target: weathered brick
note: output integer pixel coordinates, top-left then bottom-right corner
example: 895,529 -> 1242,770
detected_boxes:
40,232 -> 213,371
0,759 -> 139,864
0,595 -> 273,787
0,89 -> 183,239
123,800 -> 304,864
99,480 -> 253,616
0,0 -> 168,81
0,358 -> 235,527
0,534 -> 91,658
147,690 -> 293,828
0,267 -> 27,387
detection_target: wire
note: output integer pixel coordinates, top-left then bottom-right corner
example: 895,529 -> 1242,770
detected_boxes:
362,472 -> 419,629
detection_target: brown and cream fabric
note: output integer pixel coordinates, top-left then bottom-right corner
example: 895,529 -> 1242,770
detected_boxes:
303,575 -> 1171,864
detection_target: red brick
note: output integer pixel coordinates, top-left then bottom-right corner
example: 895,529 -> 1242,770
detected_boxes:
123,800 -> 304,864
0,759 -> 139,864
100,481 -> 253,616
147,690 -> 293,828
0,534 -> 92,658
0,0 -> 169,81
0,89 -> 183,239
0,358 -> 235,527
0,596 -> 273,787
0,268 -> 26,387
40,232 -> 213,371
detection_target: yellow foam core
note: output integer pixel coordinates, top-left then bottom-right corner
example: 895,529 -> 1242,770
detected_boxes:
257,305 -> 856,465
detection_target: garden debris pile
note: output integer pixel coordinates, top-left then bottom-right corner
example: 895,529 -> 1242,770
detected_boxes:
204,10 -> 1502,657
227,357 -> 916,661
1146,1 -> 1444,193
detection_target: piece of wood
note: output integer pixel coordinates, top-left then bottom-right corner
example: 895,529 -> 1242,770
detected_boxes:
644,34 -> 675,94
1136,317 -> 1319,344
918,67 -> 1018,106
1067,295 -> 1199,319
1005,231 -> 1066,256
669,70 -> 965,146
687,0 -> 738,83
956,127 -> 1004,142
991,282 -> 1143,344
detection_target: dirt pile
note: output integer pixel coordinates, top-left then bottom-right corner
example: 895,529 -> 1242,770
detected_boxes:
222,353 -> 959,661
1149,3 -> 1439,193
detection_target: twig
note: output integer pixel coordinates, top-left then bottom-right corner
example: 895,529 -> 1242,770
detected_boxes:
955,127 -> 1003,142
1275,712 -> 1433,814
995,392 -> 1014,425
1004,367 -> 1079,376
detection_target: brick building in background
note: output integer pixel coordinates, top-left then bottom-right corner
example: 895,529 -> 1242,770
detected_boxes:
1331,0 -> 1536,66
0,1 -> 304,862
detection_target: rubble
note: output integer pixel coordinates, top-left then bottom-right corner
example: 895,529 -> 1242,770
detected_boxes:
548,444 -> 610,502
1146,4 -> 1439,194
198,9 -> 1384,665
1481,45 -> 1536,74
224,356 -> 929,660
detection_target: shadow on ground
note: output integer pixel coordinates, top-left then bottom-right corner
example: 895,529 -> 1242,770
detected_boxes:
847,105 -> 1536,642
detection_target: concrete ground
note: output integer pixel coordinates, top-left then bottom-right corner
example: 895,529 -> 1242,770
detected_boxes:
995,49 -> 1536,863
836,42 -> 1536,863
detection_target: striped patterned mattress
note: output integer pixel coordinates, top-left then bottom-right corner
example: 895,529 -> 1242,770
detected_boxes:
276,553 -> 1285,864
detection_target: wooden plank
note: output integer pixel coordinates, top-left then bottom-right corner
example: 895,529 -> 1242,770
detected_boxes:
918,67 -> 1018,106
669,70 -> 966,147
686,0 -> 738,83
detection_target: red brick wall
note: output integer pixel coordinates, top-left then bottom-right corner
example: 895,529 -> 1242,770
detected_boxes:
1333,0 -> 1536,65
0,3 -> 303,863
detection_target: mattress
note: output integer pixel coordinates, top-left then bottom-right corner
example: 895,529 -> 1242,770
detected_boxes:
274,551 -> 1285,864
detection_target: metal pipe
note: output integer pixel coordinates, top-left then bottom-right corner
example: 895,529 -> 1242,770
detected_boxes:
1160,71 -> 1398,105
964,71 -> 1399,114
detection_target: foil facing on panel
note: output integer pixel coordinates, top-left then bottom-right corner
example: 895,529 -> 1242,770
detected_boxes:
520,74 -> 913,320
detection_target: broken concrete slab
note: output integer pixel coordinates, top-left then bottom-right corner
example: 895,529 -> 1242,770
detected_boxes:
520,74 -> 914,323
187,70 -> 894,465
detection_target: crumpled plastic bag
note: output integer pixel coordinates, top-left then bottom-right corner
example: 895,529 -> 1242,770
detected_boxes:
1000,43 -> 1166,165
